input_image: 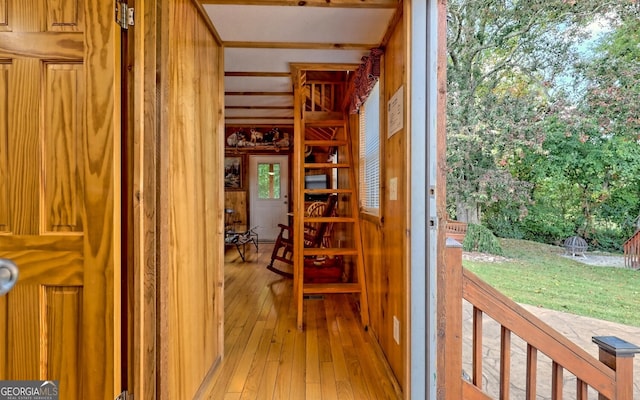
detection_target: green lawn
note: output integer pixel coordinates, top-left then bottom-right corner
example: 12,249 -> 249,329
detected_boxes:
463,239 -> 640,327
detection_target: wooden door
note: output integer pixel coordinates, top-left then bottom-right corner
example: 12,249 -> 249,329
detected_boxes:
0,1 -> 119,399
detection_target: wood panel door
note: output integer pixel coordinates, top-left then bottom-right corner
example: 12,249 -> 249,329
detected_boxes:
0,0 -> 119,399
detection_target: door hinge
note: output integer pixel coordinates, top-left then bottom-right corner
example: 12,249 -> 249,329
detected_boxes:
115,390 -> 131,400
115,2 -> 134,30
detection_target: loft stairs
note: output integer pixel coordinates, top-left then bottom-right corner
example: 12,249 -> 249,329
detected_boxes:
292,71 -> 369,331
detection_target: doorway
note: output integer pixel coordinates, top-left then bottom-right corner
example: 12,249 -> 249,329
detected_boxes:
249,155 -> 289,241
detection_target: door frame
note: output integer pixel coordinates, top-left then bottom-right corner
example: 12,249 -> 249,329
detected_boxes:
127,1 -> 160,399
121,0 -> 134,394
128,1 -> 444,399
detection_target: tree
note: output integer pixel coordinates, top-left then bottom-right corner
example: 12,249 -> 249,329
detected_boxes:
514,112 -> 640,249
579,16 -> 639,139
572,13 -> 640,243
446,0 -> 617,224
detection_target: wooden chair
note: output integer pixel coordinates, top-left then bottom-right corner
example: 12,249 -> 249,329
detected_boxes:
266,194 -> 337,278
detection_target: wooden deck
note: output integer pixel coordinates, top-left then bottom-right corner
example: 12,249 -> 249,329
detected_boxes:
203,244 -> 402,399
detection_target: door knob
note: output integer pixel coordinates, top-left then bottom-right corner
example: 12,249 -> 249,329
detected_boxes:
0,258 -> 18,295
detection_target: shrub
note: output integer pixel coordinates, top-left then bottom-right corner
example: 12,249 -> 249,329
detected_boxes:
483,215 -> 525,239
463,224 -> 504,255
587,228 -> 626,253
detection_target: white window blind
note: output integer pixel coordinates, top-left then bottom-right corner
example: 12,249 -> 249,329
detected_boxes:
359,81 -> 380,214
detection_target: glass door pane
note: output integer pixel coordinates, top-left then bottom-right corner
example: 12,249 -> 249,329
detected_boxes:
257,163 -> 281,199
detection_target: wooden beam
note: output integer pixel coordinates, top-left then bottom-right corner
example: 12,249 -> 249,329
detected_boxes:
192,0 -> 223,45
225,116 -> 294,120
225,91 -> 292,96
289,63 -> 359,72
225,71 -> 291,77
224,41 -> 377,50
226,105 -> 293,110
199,0 -> 399,8
380,0 -> 403,47
225,123 -> 294,128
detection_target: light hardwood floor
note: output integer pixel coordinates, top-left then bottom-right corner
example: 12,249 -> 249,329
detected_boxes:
205,243 -> 402,399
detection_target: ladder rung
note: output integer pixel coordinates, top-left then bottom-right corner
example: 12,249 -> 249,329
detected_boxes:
304,188 -> 353,194
303,119 -> 345,127
304,112 -> 344,121
304,216 -> 355,223
303,283 -> 362,294
305,163 -> 350,169
303,248 -> 358,256
304,140 -> 348,147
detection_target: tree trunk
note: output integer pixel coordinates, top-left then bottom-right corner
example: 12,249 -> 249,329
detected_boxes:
455,201 -> 480,224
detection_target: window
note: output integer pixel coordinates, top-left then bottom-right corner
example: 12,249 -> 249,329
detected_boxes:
257,163 -> 281,199
359,81 -> 380,214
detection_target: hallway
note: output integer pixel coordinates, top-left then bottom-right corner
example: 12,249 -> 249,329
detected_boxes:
204,244 -> 402,399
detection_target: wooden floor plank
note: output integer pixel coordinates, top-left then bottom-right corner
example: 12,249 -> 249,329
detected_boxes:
306,300 -> 321,384
290,328 -> 307,399
337,296 -> 400,399
306,383 -> 323,400
257,360 -> 279,400
240,328 -> 274,399
336,380 -> 356,400
324,296 -> 350,382
207,326 -> 243,395
273,326 -> 295,400
228,320 -> 267,393
321,361 -> 339,399
316,301 -> 333,363
205,245 -> 401,399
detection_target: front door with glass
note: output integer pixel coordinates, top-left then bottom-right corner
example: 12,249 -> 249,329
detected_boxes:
249,155 -> 289,241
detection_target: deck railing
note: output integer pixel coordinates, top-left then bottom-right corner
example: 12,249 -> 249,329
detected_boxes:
445,219 -> 468,243
623,230 -> 640,269
439,239 -> 640,400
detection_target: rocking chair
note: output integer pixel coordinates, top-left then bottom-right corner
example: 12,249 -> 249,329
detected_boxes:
266,194 -> 337,278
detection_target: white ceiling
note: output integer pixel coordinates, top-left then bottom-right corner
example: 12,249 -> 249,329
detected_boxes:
200,1 -> 398,126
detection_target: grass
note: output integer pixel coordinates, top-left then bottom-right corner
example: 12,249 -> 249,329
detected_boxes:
463,238 -> 640,327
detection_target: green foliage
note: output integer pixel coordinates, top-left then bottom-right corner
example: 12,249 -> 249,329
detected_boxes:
518,112 -> 640,249
588,227 -> 627,253
446,1 -> 640,251
579,17 -> 640,140
519,203 -> 575,245
446,0 -> 609,221
483,200 -> 526,239
463,224 -> 503,255
483,212 -> 525,240
257,163 -> 281,199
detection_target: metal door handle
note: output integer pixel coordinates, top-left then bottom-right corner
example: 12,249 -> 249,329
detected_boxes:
0,259 -> 18,295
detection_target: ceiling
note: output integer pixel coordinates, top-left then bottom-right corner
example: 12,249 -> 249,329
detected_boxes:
199,1 -> 399,127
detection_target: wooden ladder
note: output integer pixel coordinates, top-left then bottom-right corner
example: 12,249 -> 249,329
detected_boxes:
292,104 -> 369,330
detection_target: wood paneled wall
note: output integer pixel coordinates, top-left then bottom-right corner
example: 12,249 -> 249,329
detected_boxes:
225,191 -> 247,228
158,0 -> 224,398
358,13 -> 407,389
